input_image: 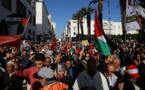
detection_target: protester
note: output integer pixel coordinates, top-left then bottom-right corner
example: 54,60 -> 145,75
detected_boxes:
78,51 -> 91,69
105,63 -> 118,90
44,57 -> 52,67
14,53 -> 45,90
33,66 -> 68,90
73,58 -> 109,90
112,57 -> 122,77
132,58 -> 145,88
116,64 -> 144,90
55,63 -> 73,90
65,59 -> 77,81
2,61 -> 25,90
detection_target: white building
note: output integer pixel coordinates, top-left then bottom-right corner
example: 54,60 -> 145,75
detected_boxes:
62,19 -> 138,41
0,0 -> 36,40
36,0 -> 56,41
51,22 -> 56,36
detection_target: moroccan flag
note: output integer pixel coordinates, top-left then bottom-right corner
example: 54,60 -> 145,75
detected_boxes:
0,35 -> 22,48
94,10 -> 111,56
6,17 -> 28,28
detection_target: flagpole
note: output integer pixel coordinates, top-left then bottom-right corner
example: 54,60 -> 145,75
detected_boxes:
22,14 -> 31,36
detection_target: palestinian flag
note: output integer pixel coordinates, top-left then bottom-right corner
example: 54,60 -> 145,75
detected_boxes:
6,17 -> 28,28
94,10 -> 111,56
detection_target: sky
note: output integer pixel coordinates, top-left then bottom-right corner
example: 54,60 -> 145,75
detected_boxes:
44,0 -> 121,38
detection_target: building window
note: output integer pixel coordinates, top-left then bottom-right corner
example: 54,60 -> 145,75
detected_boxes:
29,11 -> 32,23
2,0 -> 12,11
23,6 -> 26,17
73,26 -> 76,31
33,15 -> 36,26
16,0 -> 26,17
28,29 -> 31,40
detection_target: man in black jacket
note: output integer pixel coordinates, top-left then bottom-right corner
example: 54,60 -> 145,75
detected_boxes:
2,61 -> 25,90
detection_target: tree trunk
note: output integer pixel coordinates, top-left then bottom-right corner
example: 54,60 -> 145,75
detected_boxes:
77,20 -> 80,41
80,18 -> 84,40
98,0 -> 103,28
87,14 -> 91,42
120,0 -> 126,45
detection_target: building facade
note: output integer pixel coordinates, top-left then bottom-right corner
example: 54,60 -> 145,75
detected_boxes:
62,19 -> 138,41
36,0 -> 56,41
0,0 -> 36,40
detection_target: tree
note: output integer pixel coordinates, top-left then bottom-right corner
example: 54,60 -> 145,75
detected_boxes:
72,9 -> 85,40
77,10 -> 85,40
72,13 -> 80,41
81,7 -> 94,42
89,0 -> 103,27
120,0 -> 126,44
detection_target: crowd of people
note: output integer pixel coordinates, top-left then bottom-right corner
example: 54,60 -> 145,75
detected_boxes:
0,39 -> 145,90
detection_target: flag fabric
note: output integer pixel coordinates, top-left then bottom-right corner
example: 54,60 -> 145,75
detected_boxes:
94,10 -> 111,56
6,17 -> 28,28
63,42 -> 72,54
0,35 -> 22,48
49,41 -> 58,50
125,0 -> 144,31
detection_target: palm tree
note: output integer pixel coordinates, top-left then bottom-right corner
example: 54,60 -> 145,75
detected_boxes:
81,7 -> 94,42
89,0 -> 103,27
72,9 -> 85,40
72,13 -> 80,41
78,10 -> 85,40
119,0 -> 126,44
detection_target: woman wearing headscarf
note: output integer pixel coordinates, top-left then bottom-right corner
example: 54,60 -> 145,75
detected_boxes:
55,63 -> 73,90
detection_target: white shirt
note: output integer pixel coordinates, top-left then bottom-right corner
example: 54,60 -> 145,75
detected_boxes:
9,72 -> 15,78
107,74 -> 118,87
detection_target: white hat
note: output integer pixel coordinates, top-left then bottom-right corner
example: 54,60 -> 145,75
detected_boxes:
34,67 -> 54,79
45,50 -> 53,55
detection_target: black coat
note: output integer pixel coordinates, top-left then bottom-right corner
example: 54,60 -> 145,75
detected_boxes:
113,75 -> 144,90
2,72 -> 24,90
57,76 -> 73,90
137,63 -> 145,89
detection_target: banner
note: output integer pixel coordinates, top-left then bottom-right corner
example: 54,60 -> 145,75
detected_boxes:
125,0 -> 141,31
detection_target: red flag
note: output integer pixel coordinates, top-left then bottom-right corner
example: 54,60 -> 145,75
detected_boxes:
49,41 -> 58,50
64,45 -> 69,54
67,42 -> 72,49
0,35 -> 22,48
63,42 -> 72,54
22,18 -> 28,28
